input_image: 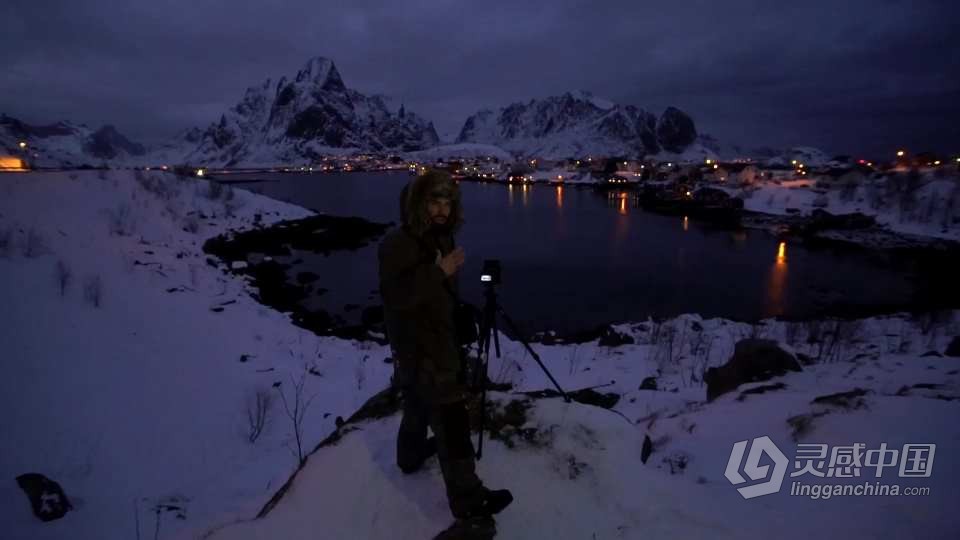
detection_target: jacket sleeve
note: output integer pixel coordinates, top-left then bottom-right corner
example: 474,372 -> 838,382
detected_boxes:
378,233 -> 447,313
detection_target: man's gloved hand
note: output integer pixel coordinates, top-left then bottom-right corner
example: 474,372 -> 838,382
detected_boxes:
437,247 -> 465,277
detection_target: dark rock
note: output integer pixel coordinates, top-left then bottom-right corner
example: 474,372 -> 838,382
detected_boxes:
811,388 -> 870,410
655,106 -> 697,153
362,305 -> 384,326
639,377 -> 658,391
945,337 -> 960,357
802,209 -> 876,235
796,353 -> 816,366
295,271 -> 319,284
15,473 -> 72,522
920,351 -> 942,357
736,382 -> 787,401
598,327 -> 635,347
640,435 -> 653,464
704,339 -> 802,401
522,387 -> 620,409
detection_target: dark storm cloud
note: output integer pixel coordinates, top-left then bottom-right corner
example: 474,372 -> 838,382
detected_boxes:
1,0 -> 957,156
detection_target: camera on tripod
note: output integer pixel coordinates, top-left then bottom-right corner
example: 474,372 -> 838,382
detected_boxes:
480,259 -> 501,285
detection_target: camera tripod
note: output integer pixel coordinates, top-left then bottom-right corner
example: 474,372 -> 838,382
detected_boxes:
468,283 -> 570,460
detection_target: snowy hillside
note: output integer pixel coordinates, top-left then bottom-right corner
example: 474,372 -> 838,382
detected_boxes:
1,114 -> 147,168
456,92 -> 698,159
203,313 -> 960,540
725,172 -> 960,242
0,170 -> 397,540
3,170 -> 958,540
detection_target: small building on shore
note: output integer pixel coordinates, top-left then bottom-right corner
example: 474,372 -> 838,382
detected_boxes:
0,155 -> 28,171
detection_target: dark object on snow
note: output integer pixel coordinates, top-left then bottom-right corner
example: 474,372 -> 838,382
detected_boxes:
598,327 -> 635,347
295,271 -> 319,284
361,305 -> 384,326
736,382 -> 788,401
921,350 -> 942,358
334,416 -> 344,428
796,353 -> 816,366
945,337 -> 960,357
704,339 -> 802,401
811,388 -> 870,410
802,209 -> 876,235
434,515 -> 497,540
639,377 -> 658,391
522,387 -> 619,409
15,473 -> 72,522
641,435 -> 653,464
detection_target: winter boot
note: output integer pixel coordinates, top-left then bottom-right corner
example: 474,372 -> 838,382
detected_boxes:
399,437 -> 437,474
433,516 -> 496,540
464,487 -> 513,517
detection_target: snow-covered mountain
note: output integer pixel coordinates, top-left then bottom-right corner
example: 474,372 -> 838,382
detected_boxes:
0,114 -> 147,167
455,91 -> 698,159
178,57 -> 439,167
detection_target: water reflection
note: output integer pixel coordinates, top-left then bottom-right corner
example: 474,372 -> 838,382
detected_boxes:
522,183 -> 530,207
508,184 -> 514,206
766,241 -> 788,316
556,185 -> 563,209
683,215 -> 689,231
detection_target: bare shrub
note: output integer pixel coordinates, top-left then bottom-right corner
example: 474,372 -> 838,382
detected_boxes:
355,354 -> 369,391
246,388 -> 273,444
275,370 -> 318,466
21,228 -> 47,258
68,172 -> 79,181
183,215 -> 201,234
0,227 -> 12,257
55,260 -> 72,297
83,275 -> 103,308
205,180 -> 225,200
106,203 -> 136,236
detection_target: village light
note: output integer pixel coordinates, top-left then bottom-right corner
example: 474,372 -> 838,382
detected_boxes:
196,168 -> 205,177
897,150 -> 905,157
934,160 -> 941,166
705,159 -> 712,164
713,163 -> 719,169
791,159 -> 797,165
18,141 -> 27,149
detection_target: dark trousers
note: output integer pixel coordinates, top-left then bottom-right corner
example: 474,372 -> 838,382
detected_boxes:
397,390 -> 484,518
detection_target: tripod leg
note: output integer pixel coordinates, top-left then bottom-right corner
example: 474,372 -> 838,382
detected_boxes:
496,306 -> 571,402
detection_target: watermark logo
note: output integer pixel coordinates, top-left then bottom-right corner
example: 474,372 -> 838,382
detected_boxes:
724,436 -> 789,499
725,438 -> 936,499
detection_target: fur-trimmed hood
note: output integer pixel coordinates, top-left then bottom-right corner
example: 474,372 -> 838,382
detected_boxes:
399,169 -> 464,237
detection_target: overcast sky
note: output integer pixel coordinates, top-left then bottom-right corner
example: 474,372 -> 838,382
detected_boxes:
2,0 -> 957,157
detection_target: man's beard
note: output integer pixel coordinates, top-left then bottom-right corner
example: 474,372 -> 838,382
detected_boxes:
429,217 -> 452,233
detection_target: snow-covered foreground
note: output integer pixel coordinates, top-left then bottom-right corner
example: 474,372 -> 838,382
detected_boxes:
2,170 -> 958,540
0,171 -> 397,540
209,313 -> 960,540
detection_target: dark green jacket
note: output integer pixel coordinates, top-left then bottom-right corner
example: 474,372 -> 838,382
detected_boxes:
379,227 -> 465,404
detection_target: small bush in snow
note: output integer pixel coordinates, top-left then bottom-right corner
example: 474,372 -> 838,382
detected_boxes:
0,227 -> 12,257
21,228 -> 47,258
68,172 -> 79,181
246,388 -> 273,444
183,215 -> 201,234
275,370 -> 318,466
106,203 -> 136,236
83,275 -> 103,307
55,260 -> 72,297
205,180 -> 225,200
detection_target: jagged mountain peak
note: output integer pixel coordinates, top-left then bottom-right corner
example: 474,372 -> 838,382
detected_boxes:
456,93 -> 696,158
